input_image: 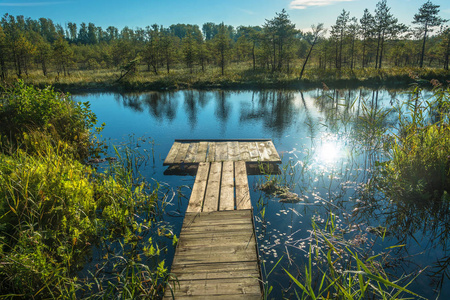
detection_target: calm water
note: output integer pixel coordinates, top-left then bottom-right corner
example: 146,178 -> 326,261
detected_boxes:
75,88 -> 446,299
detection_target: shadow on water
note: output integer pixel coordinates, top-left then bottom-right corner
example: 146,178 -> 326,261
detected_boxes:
74,87 -> 448,299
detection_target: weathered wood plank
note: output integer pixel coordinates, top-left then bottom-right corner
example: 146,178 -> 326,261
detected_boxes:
174,142 -> 190,163
195,141 -> 208,163
206,142 -> 216,162
238,142 -> 250,161
166,278 -> 261,297
180,223 -> 252,233
184,142 -> 199,163
248,142 -> 261,162
177,235 -> 255,249
171,261 -> 259,277
183,210 -> 251,226
177,238 -> 255,249
173,269 -> 259,281
215,142 -> 228,161
265,140 -> 281,161
184,210 -> 251,219
220,161 -> 234,211
256,141 -> 271,161
202,162 -> 222,212
227,141 -> 240,161
164,294 -> 261,300
235,161 -> 251,210
186,162 -> 210,213
174,244 -> 256,257
164,295 -> 261,300
164,142 -> 180,165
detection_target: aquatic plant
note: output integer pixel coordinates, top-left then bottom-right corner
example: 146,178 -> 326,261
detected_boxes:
377,83 -> 450,204
285,214 -> 424,299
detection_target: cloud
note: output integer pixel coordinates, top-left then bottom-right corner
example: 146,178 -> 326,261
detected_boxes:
290,0 -> 355,9
0,1 -> 69,6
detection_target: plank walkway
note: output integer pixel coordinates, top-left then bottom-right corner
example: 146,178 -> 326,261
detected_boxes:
163,139 -> 281,299
164,139 -> 280,165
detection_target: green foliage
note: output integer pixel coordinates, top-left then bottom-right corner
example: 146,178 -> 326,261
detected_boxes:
0,81 -> 175,298
377,84 -> 450,203
0,80 -> 104,159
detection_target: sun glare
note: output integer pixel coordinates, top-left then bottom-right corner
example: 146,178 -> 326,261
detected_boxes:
315,136 -> 345,165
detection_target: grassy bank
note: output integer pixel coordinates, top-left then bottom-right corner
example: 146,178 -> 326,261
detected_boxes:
0,82 -> 176,298
13,64 -> 450,93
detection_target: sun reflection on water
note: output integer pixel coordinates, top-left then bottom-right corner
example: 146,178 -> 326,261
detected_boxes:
315,134 -> 346,165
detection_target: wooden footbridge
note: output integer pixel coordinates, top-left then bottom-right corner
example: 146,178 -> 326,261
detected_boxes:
163,139 -> 281,300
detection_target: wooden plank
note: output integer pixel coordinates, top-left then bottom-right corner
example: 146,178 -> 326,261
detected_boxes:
164,142 -> 180,165
206,142 -> 216,162
248,142 -> 260,162
227,141 -> 240,161
195,141 -> 208,163
177,235 -> 255,249
184,210 -> 251,219
180,223 -> 252,233
184,142 -> 199,163
174,142 -> 190,163
164,294 -> 261,300
175,139 -> 270,142
165,278 -> 261,297
183,210 -> 251,226
171,261 -> 259,277
238,142 -> 250,161
173,269 -> 259,281
265,140 -> 281,161
186,162 -> 210,213
215,142 -> 228,161
220,161 -> 234,211
256,141 -> 271,161
235,161 -> 251,210
178,237 -> 255,249
174,244 -> 256,257
202,162 -> 222,212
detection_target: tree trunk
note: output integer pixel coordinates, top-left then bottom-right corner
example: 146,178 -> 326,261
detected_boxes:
444,35 -> 450,70
419,24 -> 428,68
378,35 -> 385,69
252,43 -> 256,70
299,39 -> 317,79
362,38 -> 366,69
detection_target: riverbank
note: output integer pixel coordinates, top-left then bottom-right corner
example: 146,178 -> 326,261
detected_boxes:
13,66 -> 450,93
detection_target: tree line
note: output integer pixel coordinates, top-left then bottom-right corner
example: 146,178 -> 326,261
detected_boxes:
0,0 -> 448,80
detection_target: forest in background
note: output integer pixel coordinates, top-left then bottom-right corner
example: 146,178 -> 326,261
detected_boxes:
0,0 -> 449,88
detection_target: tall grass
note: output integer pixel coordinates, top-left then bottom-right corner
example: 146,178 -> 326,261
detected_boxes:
376,83 -> 450,203
15,63 -> 449,92
285,214 -> 424,299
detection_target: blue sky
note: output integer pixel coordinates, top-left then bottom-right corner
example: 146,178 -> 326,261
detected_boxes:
1,0 -> 449,33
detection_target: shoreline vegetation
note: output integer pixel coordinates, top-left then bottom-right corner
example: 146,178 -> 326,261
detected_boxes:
12,66 -> 450,93
0,81 -> 176,298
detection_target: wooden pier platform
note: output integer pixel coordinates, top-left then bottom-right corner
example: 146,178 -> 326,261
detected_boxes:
163,139 -> 281,299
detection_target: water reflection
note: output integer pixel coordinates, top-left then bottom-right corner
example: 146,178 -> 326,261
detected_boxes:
214,91 -> 231,134
240,91 -> 300,137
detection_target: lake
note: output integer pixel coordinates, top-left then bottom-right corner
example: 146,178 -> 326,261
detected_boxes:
75,88 -> 446,299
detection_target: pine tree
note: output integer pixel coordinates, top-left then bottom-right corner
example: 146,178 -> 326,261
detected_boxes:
413,0 -> 447,68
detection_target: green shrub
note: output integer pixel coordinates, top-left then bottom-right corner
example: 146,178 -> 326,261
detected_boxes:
0,80 -> 104,159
